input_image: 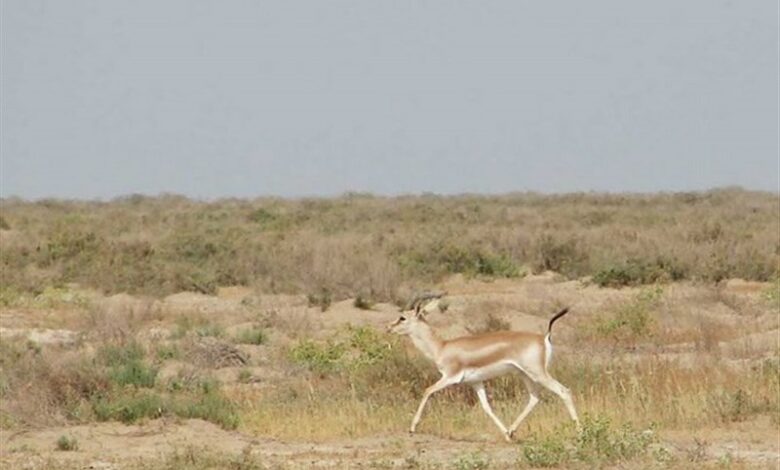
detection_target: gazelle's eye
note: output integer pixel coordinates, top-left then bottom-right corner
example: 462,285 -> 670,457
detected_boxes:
399,316 -> 406,322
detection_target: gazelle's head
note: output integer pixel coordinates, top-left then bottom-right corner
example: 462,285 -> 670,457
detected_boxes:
387,292 -> 443,336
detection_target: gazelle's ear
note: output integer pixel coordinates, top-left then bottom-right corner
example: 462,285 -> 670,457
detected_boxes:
421,299 -> 440,315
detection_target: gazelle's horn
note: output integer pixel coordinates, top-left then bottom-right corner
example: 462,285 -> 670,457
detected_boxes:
403,291 -> 446,311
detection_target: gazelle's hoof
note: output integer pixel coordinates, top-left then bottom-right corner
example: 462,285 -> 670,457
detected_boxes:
503,432 -> 513,443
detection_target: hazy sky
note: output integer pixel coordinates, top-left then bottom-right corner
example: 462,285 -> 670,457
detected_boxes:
2,1 -> 778,199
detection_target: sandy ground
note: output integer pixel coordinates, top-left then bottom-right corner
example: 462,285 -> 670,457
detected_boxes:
2,418 -> 778,469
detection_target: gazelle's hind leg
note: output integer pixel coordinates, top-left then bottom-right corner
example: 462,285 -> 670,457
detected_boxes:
507,359 -> 580,430
536,374 -> 580,427
507,375 -> 541,439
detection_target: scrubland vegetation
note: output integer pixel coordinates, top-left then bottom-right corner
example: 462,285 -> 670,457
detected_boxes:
1,188 -> 777,303
0,189 -> 778,468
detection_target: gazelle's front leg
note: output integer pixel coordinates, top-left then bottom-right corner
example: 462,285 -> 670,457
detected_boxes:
472,382 -> 510,441
410,375 -> 457,433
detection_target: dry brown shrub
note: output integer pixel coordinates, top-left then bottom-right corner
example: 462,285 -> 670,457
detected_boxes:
83,295 -> 158,342
0,342 -> 107,427
182,336 -> 248,369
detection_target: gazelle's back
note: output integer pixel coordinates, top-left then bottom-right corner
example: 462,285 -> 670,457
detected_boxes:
440,330 -> 544,371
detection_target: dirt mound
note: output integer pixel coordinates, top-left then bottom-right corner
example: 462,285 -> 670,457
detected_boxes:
721,278 -> 771,295
0,327 -> 80,347
1,419 -> 255,468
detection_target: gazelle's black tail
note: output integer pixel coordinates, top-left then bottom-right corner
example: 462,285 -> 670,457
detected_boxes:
547,307 -> 570,341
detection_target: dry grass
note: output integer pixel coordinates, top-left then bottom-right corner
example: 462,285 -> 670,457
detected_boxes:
234,353 -> 778,442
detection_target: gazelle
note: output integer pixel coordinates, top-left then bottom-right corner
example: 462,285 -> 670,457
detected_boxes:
388,293 -> 579,442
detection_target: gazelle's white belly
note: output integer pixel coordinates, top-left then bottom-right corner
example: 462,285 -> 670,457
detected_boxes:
460,362 -> 516,384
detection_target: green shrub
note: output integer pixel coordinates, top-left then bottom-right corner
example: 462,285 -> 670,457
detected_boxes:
534,234 -> 588,277
289,327 -> 400,375
238,369 -> 252,383
400,242 -> 521,279
475,253 -> 522,278
92,383 -> 239,429
32,286 -> 92,309
194,324 -> 224,338
521,415 -> 657,467
93,390 -> 164,424
0,286 -> 24,307
234,327 -> 267,345
246,207 -> 291,231
289,339 -> 346,373
173,387 -> 239,430
98,341 -> 146,367
710,388 -> 755,423
40,230 -> 103,266
0,215 -> 10,230
573,415 -> 656,464
98,341 -> 157,388
452,452 -> 490,470
353,295 -> 374,310
346,326 -> 393,368
469,312 -> 511,334
56,435 -> 78,451
594,287 -> 662,341
763,277 -> 780,308
522,432 -> 567,467
593,257 -> 686,288
155,344 -> 181,361
108,360 -> 157,389
287,327 -> 440,403
307,289 -> 332,312
173,316 -> 224,339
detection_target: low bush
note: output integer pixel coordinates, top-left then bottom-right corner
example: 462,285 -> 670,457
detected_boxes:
521,415 -> 657,468
97,341 -> 157,388
399,242 -> 522,279
307,289 -> 332,312
173,316 -> 224,339
533,234 -> 589,278
593,287 -> 662,342
593,257 -> 686,288
289,339 -> 346,374
56,435 -> 78,451
474,312 -> 511,334
92,390 -> 164,424
452,452 -> 490,470
353,295 -> 374,310
234,327 -> 267,345
91,384 -> 239,429
155,343 -> 181,361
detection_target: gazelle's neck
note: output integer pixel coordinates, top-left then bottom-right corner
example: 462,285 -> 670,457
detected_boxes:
409,322 -> 444,363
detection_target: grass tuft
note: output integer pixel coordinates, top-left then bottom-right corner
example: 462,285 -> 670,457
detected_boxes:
55,435 -> 79,451
234,327 -> 267,345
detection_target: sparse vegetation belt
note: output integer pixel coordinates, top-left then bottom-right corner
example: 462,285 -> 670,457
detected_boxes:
1,189 -> 777,303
